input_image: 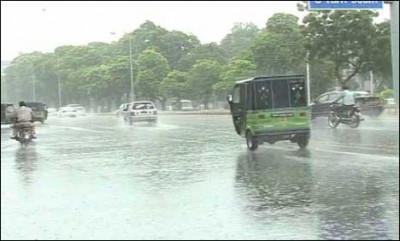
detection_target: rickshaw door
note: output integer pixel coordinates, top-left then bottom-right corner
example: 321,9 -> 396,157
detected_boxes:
229,84 -> 246,135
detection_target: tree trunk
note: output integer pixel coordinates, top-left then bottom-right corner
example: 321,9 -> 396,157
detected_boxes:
203,98 -> 209,110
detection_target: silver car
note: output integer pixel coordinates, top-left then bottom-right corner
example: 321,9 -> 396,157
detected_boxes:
123,101 -> 158,125
66,104 -> 86,116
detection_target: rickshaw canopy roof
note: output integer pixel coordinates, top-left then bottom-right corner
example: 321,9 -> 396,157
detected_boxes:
235,75 -> 305,85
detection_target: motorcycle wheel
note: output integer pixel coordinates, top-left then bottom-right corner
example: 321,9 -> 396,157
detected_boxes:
328,112 -> 340,129
349,114 -> 360,128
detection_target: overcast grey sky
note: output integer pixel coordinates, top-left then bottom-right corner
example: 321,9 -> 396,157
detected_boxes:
1,1 -> 390,61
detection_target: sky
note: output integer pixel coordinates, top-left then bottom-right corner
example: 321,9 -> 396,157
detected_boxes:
1,1 -> 391,61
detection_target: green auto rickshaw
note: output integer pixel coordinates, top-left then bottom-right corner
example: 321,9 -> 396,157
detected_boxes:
227,75 -> 311,151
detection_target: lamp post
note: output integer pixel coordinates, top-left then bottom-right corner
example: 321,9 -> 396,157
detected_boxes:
56,56 -> 62,108
306,51 -> 311,105
385,1 -> 399,105
129,36 -> 135,102
1,73 -> 6,102
32,72 -> 36,101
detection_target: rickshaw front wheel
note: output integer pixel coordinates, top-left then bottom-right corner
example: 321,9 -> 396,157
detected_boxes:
246,131 -> 258,151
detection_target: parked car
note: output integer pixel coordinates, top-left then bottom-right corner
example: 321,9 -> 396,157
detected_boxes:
66,104 -> 86,116
58,106 -> 77,117
310,90 -> 385,119
1,103 -> 15,124
25,102 -> 48,123
123,101 -> 158,125
171,99 -> 195,111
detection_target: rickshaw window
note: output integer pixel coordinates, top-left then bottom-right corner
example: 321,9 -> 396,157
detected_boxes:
233,86 -> 241,104
272,79 -> 290,108
289,81 -> 306,107
255,81 -> 272,110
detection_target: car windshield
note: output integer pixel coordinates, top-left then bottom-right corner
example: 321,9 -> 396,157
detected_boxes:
132,103 -> 154,110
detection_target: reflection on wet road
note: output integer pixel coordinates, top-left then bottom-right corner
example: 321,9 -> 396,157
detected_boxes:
1,114 -> 399,239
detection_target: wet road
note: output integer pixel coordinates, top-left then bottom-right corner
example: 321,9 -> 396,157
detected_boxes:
1,114 -> 399,240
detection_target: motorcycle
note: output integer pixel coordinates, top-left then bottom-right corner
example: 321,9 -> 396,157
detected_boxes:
14,123 -> 34,148
328,103 -> 364,129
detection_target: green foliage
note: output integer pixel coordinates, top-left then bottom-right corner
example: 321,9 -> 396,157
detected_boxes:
159,31 -> 201,70
213,58 -> 256,93
2,11 -> 391,111
309,58 -> 337,99
136,49 -> 169,101
379,88 -> 393,99
160,70 -> 190,100
189,60 -> 223,108
302,9 -> 380,87
251,13 -> 306,75
371,21 -> 392,87
220,22 -> 260,60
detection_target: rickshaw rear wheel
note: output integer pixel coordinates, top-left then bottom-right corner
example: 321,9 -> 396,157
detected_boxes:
297,135 -> 309,149
246,130 -> 258,151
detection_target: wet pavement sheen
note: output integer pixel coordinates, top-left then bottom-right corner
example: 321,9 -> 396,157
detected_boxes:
1,114 -> 399,239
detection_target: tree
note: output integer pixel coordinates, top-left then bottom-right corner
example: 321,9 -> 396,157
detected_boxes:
192,43 -> 228,65
220,22 -> 260,60
250,13 -> 306,75
3,52 -> 47,103
301,8 -> 380,88
160,70 -> 190,108
136,48 -> 170,109
213,58 -> 256,94
309,58 -> 337,99
188,60 -> 223,109
370,21 -> 392,90
159,31 -> 201,70
118,20 -> 169,60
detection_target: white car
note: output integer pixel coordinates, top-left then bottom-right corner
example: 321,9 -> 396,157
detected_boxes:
123,101 -> 158,125
58,107 -> 77,117
66,104 -> 86,116
47,108 -> 58,117
181,100 -> 195,111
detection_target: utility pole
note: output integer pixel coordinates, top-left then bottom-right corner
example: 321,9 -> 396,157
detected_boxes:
32,73 -> 36,101
306,51 -> 311,105
370,70 -> 374,95
390,1 -> 399,105
56,57 -> 62,108
129,37 -> 135,102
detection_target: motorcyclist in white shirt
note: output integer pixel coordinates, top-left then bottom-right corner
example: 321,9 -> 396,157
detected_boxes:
335,86 -> 356,117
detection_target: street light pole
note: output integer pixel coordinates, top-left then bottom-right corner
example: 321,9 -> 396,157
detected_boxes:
31,62 -> 36,101
306,51 -> 311,105
1,75 -> 6,102
370,70 -> 374,95
56,57 -> 62,108
32,74 -> 36,101
57,74 -> 61,108
390,1 -> 399,105
129,37 -> 135,102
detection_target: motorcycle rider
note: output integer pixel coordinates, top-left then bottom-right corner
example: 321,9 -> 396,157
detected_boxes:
335,86 -> 356,117
10,101 -> 37,139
